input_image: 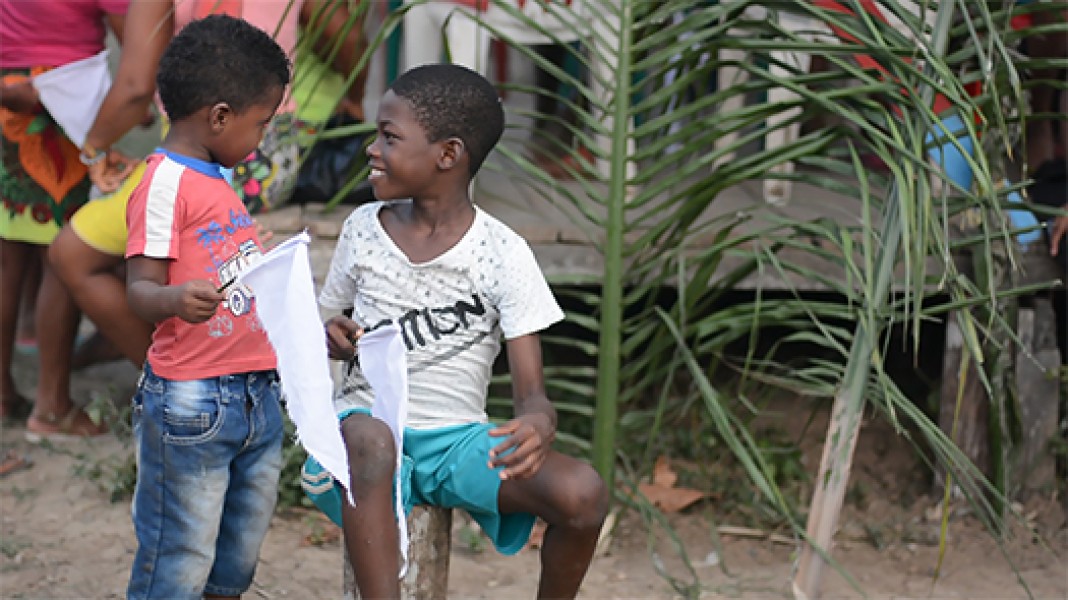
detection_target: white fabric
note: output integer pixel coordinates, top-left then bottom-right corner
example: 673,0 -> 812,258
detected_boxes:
31,49 -> 110,149
320,201 -> 564,429
401,0 -> 589,74
359,324 -> 411,577
236,232 -> 353,505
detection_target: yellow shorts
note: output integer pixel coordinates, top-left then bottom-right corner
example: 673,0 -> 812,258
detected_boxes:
69,161 -> 147,257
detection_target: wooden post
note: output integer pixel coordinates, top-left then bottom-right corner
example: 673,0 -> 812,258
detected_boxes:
936,310 -> 991,487
343,506 -> 453,600
1011,297 -> 1062,495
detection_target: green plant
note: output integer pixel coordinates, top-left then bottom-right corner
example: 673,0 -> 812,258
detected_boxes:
437,0 -> 1062,595
457,521 -> 488,554
298,0 -> 1066,594
71,390 -> 137,503
278,415 -> 314,510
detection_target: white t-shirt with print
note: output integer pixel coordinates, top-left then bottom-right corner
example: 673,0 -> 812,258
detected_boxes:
319,201 -> 564,429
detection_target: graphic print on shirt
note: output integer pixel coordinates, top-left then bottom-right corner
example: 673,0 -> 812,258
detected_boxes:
341,289 -> 494,402
194,208 -> 263,337
388,292 -> 491,356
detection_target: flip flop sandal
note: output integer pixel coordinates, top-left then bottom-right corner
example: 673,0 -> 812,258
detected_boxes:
25,407 -> 108,443
0,450 -> 33,477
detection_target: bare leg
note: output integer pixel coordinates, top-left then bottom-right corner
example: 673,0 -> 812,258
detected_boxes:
15,249 -> 40,346
49,225 -> 151,368
31,246 -> 78,418
27,244 -> 106,436
498,452 -> 608,599
1,238 -> 32,413
340,414 -> 401,599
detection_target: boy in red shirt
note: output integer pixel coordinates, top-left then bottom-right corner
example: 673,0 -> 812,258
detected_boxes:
123,15 -> 289,599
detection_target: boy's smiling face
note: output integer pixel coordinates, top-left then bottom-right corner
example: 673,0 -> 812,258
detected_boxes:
207,84 -> 284,168
366,90 -> 446,200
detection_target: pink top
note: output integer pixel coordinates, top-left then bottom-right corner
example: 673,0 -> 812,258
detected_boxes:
173,0 -> 300,112
0,0 -> 129,68
126,151 -> 276,381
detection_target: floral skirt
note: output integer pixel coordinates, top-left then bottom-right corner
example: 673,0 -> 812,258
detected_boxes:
0,68 -> 91,245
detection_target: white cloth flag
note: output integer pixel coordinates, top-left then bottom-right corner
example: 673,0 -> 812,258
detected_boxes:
236,231 -> 352,505
32,50 -> 111,149
360,324 -> 410,577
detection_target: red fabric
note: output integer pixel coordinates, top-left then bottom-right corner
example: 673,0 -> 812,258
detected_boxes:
451,0 -> 573,11
813,0 -> 965,117
0,0 -> 129,68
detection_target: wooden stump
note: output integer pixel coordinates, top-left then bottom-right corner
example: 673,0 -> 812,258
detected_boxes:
343,506 -> 453,599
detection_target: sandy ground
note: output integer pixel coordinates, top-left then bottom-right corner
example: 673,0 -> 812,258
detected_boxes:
1,351 -> 1066,599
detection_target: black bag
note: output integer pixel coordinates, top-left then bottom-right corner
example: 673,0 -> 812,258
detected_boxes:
292,113 -> 376,205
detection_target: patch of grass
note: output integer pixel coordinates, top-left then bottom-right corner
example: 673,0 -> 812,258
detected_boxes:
0,536 -> 28,559
457,520 -> 487,554
76,391 -> 137,502
9,486 -> 38,503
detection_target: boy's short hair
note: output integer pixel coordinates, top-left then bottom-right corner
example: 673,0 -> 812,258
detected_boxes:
389,63 -> 505,176
157,15 -> 291,122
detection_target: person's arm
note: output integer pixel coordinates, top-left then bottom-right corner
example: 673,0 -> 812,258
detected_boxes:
488,333 -> 558,481
299,0 -> 368,121
84,0 -> 175,192
1050,208 -> 1068,257
126,256 -> 223,325
104,11 -> 125,44
0,79 -> 40,113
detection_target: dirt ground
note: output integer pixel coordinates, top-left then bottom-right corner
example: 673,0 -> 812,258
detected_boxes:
1,349 -> 1067,599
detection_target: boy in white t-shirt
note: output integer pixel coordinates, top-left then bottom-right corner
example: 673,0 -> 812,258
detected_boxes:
313,63 -> 608,598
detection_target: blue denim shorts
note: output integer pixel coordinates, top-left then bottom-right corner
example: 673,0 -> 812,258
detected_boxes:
302,408 -> 535,556
127,363 -> 284,600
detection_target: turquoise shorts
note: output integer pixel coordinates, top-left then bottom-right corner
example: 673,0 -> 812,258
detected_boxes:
301,408 -> 535,555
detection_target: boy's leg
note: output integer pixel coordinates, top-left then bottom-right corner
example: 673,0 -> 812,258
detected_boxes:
127,368 -> 241,600
206,370 -> 284,598
498,451 -> 608,600
340,413 -> 402,599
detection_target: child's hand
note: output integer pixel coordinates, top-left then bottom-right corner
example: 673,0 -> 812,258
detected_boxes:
488,412 -> 555,481
173,280 -> 224,324
325,315 -> 363,361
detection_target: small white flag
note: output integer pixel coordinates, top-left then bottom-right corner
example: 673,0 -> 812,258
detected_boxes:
237,231 -> 352,505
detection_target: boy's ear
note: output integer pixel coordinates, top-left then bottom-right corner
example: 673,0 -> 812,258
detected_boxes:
209,102 -> 233,132
437,137 -> 466,171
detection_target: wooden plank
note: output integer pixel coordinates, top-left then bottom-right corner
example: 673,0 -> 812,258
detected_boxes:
936,310 -> 991,487
1012,298 -> 1062,495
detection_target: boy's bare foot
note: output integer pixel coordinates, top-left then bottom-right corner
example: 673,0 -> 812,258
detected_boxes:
25,406 -> 108,442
